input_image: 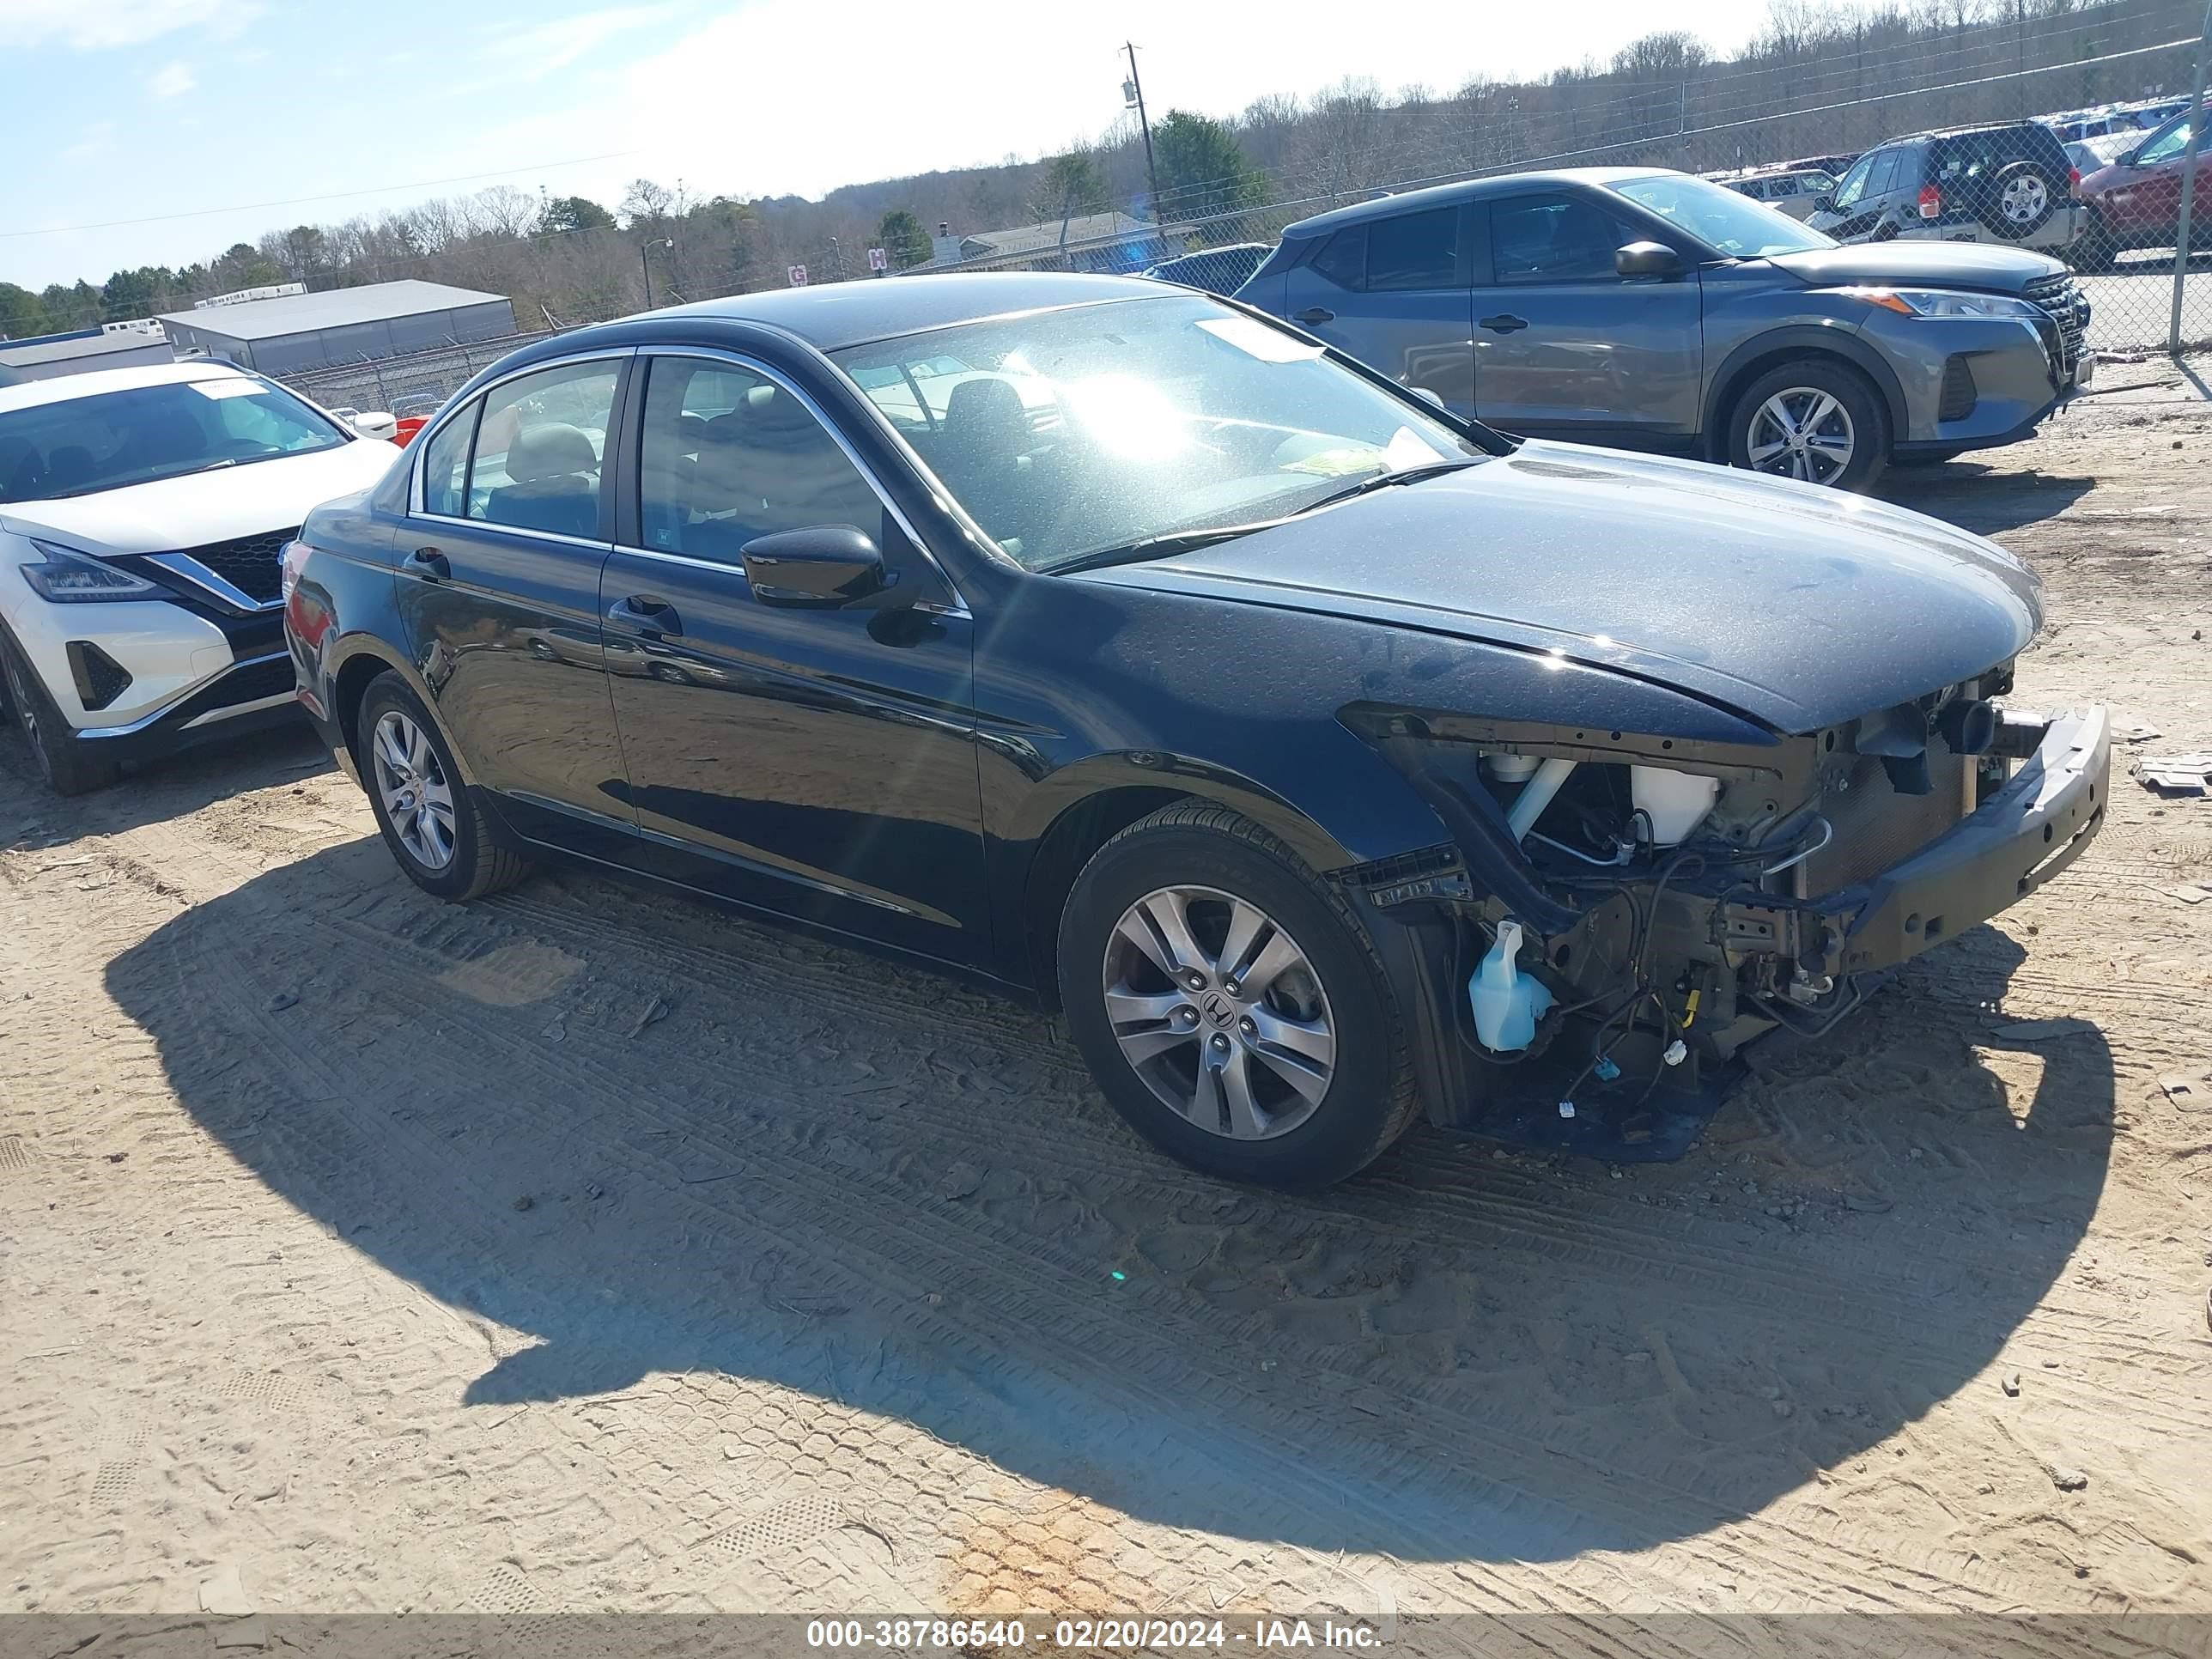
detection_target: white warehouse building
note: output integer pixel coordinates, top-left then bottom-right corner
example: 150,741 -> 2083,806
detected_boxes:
157,280 -> 516,377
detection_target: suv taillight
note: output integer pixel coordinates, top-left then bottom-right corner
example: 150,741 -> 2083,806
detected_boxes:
2069,166 -> 2082,191
1918,184 -> 1942,219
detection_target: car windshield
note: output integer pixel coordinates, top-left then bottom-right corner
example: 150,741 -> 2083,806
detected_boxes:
1603,173 -> 1836,258
0,375 -> 348,503
830,293 -> 1489,571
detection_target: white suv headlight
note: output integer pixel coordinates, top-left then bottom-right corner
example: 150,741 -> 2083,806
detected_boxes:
17,540 -> 162,604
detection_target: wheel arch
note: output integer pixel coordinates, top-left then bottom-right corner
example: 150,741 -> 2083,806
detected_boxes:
325,635 -> 481,788
1703,327 -> 1907,461
1002,753 -> 1415,1007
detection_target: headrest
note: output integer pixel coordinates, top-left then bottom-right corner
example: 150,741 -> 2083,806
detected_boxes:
504,422 -> 598,483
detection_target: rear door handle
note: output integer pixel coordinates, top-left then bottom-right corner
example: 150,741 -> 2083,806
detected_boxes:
608,594 -> 682,636
1292,307 -> 1334,325
404,546 -> 450,580
1480,314 -> 1529,334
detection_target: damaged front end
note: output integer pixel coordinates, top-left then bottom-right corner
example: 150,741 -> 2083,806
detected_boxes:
1339,672 -> 2109,1152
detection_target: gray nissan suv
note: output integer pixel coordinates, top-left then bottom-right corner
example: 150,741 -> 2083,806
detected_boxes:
1239,167 -> 2093,489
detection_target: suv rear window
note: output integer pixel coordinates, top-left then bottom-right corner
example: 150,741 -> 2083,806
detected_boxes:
1929,124 -> 2069,187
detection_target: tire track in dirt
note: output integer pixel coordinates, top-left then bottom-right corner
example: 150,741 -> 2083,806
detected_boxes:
393,875 -> 2212,1453
115,858 -> 2131,1615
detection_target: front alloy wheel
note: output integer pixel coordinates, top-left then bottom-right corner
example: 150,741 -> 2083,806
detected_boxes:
1057,803 -> 1419,1188
1727,357 -> 1887,491
370,708 -> 459,871
1745,387 -> 1856,485
1103,884 -> 1336,1141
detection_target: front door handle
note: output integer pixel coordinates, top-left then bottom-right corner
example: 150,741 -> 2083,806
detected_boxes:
1292,307 -> 1334,325
608,594 -> 682,636
1480,313 -> 1529,334
404,546 -> 450,580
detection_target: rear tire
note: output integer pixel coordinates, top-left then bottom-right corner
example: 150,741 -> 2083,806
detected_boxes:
0,627 -> 120,797
357,673 -> 527,902
1057,803 -> 1420,1189
1726,357 -> 1890,492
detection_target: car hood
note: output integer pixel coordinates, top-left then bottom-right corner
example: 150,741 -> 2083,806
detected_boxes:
1765,241 -> 2065,291
1073,442 -> 2042,733
0,441 -> 397,556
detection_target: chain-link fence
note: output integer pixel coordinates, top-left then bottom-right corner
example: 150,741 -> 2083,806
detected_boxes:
914,82 -> 2209,361
270,0 -> 2209,421
280,328 -> 570,419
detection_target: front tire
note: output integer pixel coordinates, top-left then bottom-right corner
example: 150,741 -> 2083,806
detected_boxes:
357,673 -> 526,902
1057,803 -> 1419,1189
0,627 -> 119,797
1726,357 -> 1890,491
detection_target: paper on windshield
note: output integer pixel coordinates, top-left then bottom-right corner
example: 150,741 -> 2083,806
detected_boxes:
187,379 -> 263,398
1196,316 -> 1326,363
1385,426 -> 1447,471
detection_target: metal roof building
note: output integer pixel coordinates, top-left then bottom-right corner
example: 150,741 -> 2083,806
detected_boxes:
0,325 -> 176,382
157,280 -> 516,376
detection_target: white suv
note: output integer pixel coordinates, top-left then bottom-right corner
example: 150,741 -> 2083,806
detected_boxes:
0,362 -> 399,793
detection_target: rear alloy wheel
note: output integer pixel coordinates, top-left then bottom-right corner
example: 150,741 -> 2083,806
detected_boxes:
357,673 -> 527,902
1727,359 -> 1888,491
1058,804 -> 1419,1188
0,627 -> 118,797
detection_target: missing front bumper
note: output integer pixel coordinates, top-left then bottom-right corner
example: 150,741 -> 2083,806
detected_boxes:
1720,704 -> 2109,977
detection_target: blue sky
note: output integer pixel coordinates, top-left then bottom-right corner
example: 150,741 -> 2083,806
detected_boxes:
3,0 -> 1815,293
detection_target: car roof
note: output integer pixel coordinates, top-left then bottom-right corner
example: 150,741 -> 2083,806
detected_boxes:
1281,167 -> 1676,237
1875,120 -> 2053,145
627,272 -> 1166,352
0,359 -> 253,416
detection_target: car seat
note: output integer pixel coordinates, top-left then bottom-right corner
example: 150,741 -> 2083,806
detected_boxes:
483,422 -> 599,538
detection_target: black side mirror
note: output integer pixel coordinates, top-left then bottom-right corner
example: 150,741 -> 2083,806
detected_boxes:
1615,240 -> 1683,278
2116,147 -> 2139,167
739,526 -> 888,606
1812,194 -> 1836,213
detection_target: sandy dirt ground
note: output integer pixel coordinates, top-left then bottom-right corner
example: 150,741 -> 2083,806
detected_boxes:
3,365 -> 2211,1647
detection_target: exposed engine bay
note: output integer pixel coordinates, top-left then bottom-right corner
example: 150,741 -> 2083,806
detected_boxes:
1342,663 -> 2109,1147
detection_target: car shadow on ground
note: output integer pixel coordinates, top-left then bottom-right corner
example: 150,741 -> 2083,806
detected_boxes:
1877,464 -> 2094,535
0,720 -> 332,848
103,838 -> 2115,1565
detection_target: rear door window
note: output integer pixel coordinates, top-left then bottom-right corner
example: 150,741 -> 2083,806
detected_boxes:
466,360 -> 621,539
1310,226 -> 1368,289
1863,149 -> 1904,201
1365,208 -> 1460,290
419,399 -> 477,518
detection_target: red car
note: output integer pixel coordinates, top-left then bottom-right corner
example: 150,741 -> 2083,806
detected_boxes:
2075,101 -> 2207,269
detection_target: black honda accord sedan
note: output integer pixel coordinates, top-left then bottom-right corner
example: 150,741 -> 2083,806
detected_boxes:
282,273 -> 2108,1188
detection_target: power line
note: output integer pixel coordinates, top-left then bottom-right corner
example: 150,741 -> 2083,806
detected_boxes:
0,150 -> 638,240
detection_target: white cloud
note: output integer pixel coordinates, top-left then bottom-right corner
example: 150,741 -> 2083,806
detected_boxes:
149,59 -> 195,97
462,3 -> 684,90
0,0 -> 260,50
